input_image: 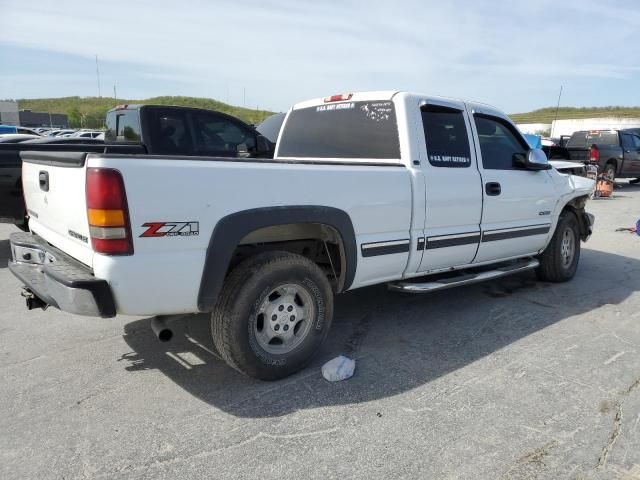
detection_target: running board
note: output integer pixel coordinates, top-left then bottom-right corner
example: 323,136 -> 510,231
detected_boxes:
388,258 -> 540,294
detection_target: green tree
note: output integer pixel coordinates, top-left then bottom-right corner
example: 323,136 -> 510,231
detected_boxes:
67,107 -> 82,128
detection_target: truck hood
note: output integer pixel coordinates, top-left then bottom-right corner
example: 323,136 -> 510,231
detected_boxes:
569,174 -> 596,196
549,167 -> 595,206
549,160 -> 585,171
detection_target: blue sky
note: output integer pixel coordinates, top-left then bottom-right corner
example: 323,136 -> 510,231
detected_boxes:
1,0 -> 639,113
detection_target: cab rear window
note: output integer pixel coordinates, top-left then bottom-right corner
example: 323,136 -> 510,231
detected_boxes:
277,101 -> 400,159
567,131 -> 618,148
105,110 -> 141,143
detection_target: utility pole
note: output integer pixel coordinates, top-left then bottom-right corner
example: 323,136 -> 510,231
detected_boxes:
95,54 -> 102,98
113,84 -> 117,103
551,85 -> 563,138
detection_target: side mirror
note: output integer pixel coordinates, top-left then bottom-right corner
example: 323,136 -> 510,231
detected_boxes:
255,134 -> 274,157
512,149 -> 551,171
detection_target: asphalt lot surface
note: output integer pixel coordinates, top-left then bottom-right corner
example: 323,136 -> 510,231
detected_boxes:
1,182 -> 640,480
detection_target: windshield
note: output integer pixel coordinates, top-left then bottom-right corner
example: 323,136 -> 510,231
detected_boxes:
277,100 -> 400,159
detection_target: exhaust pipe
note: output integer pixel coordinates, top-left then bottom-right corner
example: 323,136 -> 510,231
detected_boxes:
150,315 -> 179,342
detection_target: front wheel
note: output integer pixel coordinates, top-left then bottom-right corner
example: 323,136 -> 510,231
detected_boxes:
536,212 -> 581,282
211,251 -> 334,380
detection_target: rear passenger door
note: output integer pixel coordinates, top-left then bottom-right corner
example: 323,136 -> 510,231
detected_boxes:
470,112 -> 556,263
417,101 -> 483,272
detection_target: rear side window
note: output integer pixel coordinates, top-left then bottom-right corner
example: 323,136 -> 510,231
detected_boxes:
421,105 -> 471,167
191,111 -> 256,156
474,115 -> 528,170
567,131 -> 619,148
277,101 -> 400,159
105,110 -> 141,142
146,109 -> 195,155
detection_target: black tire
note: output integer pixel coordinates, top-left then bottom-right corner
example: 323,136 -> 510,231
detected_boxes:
211,251 -> 334,380
603,162 -> 616,181
536,212 -> 581,282
630,178 -> 640,184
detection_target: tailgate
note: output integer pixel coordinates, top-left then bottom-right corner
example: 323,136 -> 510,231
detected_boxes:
566,148 -> 589,162
21,151 -> 94,266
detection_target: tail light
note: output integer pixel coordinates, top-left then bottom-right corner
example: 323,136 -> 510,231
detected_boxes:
86,168 -> 133,255
589,145 -> 600,164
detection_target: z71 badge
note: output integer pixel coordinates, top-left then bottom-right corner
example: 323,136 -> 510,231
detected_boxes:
140,222 -> 199,237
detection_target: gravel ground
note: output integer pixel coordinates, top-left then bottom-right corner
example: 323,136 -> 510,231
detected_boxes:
1,182 -> 639,479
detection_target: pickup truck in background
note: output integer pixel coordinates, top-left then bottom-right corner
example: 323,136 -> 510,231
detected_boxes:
0,137 -> 107,227
550,129 -> 640,181
9,91 -> 594,380
0,105 -> 273,228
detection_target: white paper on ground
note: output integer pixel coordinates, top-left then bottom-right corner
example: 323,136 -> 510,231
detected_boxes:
321,355 -> 355,382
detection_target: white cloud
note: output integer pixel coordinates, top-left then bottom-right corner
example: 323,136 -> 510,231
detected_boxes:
1,0 -> 639,111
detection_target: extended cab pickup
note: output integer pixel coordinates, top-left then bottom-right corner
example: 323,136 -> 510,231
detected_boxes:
555,130 -> 640,181
9,92 -> 595,380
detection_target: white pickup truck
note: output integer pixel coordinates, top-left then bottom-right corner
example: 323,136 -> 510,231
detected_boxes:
9,92 -> 594,380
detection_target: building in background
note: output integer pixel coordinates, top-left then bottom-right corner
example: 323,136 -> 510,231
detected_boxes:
517,123 -> 552,135
18,110 -> 68,128
518,117 -> 640,138
0,101 -> 20,126
0,101 -> 68,128
550,118 -> 640,137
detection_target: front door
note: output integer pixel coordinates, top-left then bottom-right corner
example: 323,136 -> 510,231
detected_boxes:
470,112 -> 556,263
417,100 -> 483,272
621,133 -> 640,176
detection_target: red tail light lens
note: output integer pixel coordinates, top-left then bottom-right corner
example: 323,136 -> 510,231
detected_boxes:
589,145 -> 600,164
86,168 -> 133,255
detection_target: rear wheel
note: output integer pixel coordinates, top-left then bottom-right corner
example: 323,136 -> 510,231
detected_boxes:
536,212 -> 581,282
211,251 -> 333,380
603,162 -> 616,181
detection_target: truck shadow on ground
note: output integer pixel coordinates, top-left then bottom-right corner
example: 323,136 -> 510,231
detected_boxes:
121,248 -> 640,418
0,239 -> 10,269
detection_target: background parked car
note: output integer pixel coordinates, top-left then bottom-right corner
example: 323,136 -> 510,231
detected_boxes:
0,134 -> 42,143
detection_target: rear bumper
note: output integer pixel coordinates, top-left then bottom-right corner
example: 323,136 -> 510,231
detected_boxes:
8,231 -> 116,318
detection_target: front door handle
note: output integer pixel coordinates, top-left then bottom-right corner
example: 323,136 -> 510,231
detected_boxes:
39,171 -> 49,192
485,182 -> 501,196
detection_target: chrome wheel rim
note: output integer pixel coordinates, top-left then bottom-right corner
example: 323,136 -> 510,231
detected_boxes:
560,227 -> 575,268
605,166 -> 615,180
254,283 -> 314,355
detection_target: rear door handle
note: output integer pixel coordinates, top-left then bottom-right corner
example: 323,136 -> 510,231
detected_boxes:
485,182 -> 501,196
39,171 -> 49,192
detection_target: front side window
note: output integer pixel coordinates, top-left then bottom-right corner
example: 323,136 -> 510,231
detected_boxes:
474,115 -> 528,170
277,100 -> 400,159
192,112 -> 256,156
621,133 -> 635,150
421,105 -> 471,167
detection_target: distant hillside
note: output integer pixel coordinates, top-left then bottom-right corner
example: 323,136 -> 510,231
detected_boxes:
16,96 -> 275,129
510,106 -> 640,124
